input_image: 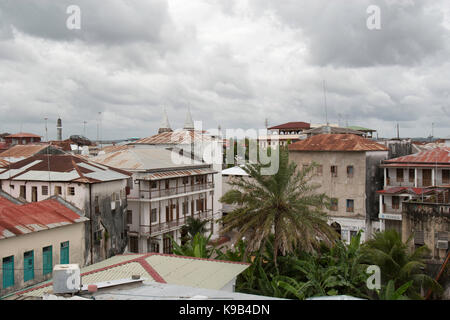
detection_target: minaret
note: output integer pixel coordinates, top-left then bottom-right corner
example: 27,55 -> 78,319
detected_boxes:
158,109 -> 172,134
183,107 -> 194,130
57,118 -> 62,141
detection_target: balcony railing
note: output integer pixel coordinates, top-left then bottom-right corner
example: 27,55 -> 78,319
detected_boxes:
138,209 -> 213,235
130,182 -> 214,201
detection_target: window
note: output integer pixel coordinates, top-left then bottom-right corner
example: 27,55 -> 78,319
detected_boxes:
20,185 -> 26,199
23,250 -> 34,282
10,184 -> 15,190
409,169 -> 415,183
396,169 -> 404,182
42,246 -> 52,276
94,230 -> 102,243
346,199 -> 354,212
347,166 -> 354,178
54,186 -> 62,195
350,230 -> 358,240
443,170 -> 450,184
330,198 -> 338,211
183,177 -> 189,185
68,187 -> 75,196
129,236 -> 139,253
2,256 -> 14,289
392,196 -> 400,210
316,165 -> 323,176
151,181 -> 157,189
151,208 -> 157,223
127,210 -> 133,224
41,185 -> 48,196
31,186 -> 38,202
60,241 -> 69,264
331,166 -> 338,177
165,180 -> 170,189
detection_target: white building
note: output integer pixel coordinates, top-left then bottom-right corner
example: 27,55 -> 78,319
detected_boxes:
377,147 -> 450,233
0,154 -> 132,265
92,146 -> 217,254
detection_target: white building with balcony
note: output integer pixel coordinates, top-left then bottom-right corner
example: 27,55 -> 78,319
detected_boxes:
377,147 -> 450,233
92,146 -> 217,254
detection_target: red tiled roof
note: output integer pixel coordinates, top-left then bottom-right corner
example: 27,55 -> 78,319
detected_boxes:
383,147 -> 450,165
268,122 -> 311,130
5,132 -> 41,138
288,134 -> 388,152
0,197 -> 87,239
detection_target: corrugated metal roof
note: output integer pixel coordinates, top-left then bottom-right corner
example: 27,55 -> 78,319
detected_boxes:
0,154 -> 132,183
132,130 -> 214,145
140,168 -> 216,181
92,146 -> 205,171
14,253 -> 250,298
302,126 -> 366,136
221,166 -> 248,176
5,132 -> 41,138
268,122 -> 311,130
288,134 -> 388,152
376,187 -> 436,195
0,196 -> 88,239
0,144 -> 49,161
383,147 -> 450,165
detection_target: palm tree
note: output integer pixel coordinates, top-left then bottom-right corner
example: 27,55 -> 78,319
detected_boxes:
172,232 -> 215,258
220,147 -> 337,266
363,229 -> 442,299
180,216 -> 209,243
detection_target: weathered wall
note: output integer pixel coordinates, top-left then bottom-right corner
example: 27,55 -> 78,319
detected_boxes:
0,222 -> 85,297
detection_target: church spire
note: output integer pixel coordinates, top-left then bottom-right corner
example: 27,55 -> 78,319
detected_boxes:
158,108 -> 172,134
183,106 -> 194,130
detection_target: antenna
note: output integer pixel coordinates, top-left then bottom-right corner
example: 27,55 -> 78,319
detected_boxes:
322,80 -> 329,126
44,117 -> 48,142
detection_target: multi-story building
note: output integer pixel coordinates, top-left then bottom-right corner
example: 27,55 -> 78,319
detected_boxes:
377,147 -> 450,233
288,134 -> 389,242
92,146 -> 217,254
0,192 -> 88,297
3,133 -> 42,146
0,154 -> 132,265
258,122 -> 311,149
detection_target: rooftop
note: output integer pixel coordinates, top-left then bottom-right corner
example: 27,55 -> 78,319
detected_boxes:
12,253 -> 250,298
0,195 -> 87,239
268,121 -> 311,130
92,146 -> 206,172
288,134 -> 388,152
0,154 -> 132,183
302,126 -> 366,136
0,144 -> 62,163
131,130 -> 215,145
376,187 -> 438,195
5,132 -> 41,138
382,147 -> 450,166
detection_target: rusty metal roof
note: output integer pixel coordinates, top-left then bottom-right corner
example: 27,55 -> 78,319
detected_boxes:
0,144 -> 51,162
5,132 -> 41,138
139,168 -> 217,181
0,159 -> 9,167
92,146 -> 205,171
268,122 -> 311,130
131,130 -> 214,145
0,196 -> 88,239
376,187 -> 436,195
0,154 -> 132,183
288,134 -> 388,152
383,147 -> 450,166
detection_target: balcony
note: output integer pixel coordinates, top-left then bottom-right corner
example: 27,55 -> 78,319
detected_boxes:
129,182 -> 214,201
138,209 -> 213,236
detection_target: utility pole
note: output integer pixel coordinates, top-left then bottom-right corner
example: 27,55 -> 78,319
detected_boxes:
44,117 -> 48,141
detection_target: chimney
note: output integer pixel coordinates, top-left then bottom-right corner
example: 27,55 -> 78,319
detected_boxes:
57,118 -> 62,141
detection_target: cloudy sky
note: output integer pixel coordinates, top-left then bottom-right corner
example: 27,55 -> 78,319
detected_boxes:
0,0 -> 449,140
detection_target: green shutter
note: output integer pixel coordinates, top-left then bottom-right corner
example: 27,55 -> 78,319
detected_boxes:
23,251 -> 34,282
43,246 -> 53,275
60,241 -> 69,264
2,256 -> 14,288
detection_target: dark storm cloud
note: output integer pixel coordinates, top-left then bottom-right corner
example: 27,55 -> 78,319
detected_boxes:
251,0 -> 449,67
0,0 -> 172,45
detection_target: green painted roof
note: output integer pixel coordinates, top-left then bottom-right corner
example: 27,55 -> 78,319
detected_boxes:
346,126 -> 376,132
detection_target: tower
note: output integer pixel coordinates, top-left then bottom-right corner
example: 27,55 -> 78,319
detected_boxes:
158,109 -> 173,134
183,107 -> 194,130
57,118 -> 62,141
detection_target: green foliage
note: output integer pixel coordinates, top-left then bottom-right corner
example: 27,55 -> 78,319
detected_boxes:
377,280 -> 412,300
180,217 -> 209,243
171,232 -> 215,259
362,229 -> 442,299
219,148 -> 337,266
